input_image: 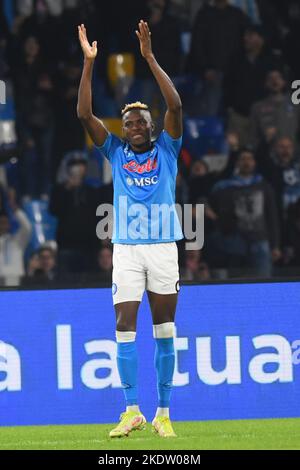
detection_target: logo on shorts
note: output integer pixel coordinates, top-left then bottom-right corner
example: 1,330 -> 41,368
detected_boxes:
175,280 -> 180,292
112,283 -> 118,295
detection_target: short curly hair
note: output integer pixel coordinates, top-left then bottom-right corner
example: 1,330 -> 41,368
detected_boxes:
121,101 -> 149,116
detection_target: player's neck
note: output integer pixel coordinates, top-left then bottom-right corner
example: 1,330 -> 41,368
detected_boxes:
129,141 -> 153,154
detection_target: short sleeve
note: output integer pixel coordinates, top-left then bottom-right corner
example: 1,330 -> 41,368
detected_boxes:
157,130 -> 182,159
96,133 -> 123,163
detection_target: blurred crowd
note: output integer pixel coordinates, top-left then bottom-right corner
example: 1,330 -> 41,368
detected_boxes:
1,0 -> 300,286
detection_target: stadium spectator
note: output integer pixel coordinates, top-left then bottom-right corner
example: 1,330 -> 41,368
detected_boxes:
0,203 -> 31,286
55,58 -> 86,168
0,16 -> 10,76
15,0 -> 65,17
96,246 -> 113,283
36,246 -> 57,280
188,134 -> 240,206
189,160 -> 212,203
134,0 -> 182,79
49,154 -> 99,275
13,35 -> 55,199
0,5 -> 9,41
187,137 -> 241,265
26,251 -> 41,276
181,249 -> 212,281
16,0 -> 64,63
283,1 -> 300,81
225,24 -> 283,145
229,0 -> 261,24
97,181 -> 114,206
181,249 -> 201,280
0,184 -> 8,212
209,148 -> 281,277
188,159 -> 220,263
271,135 -> 299,164
176,171 -> 189,206
254,0 -> 283,51
129,0 -> 182,131
168,0 -> 205,27
188,0 -> 249,75
250,70 -> 300,149
197,261 -> 212,281
23,246 -> 57,284
257,137 -> 300,247
285,199 -> 300,266
187,0 -> 249,115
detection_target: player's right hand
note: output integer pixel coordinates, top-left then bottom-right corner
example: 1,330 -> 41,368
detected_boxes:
78,24 -> 97,60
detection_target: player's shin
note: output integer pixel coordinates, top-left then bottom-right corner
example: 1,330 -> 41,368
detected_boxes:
153,322 -> 175,415
116,331 -> 139,411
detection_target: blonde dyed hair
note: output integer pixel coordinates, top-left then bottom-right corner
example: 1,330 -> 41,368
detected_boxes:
121,101 -> 149,116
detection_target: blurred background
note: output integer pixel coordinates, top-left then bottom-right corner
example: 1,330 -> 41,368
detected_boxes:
1,0 -> 300,287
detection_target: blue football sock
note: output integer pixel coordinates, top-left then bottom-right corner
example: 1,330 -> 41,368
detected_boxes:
154,338 -> 175,408
117,341 -> 138,406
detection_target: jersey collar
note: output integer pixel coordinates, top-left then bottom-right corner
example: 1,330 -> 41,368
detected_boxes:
124,141 -> 157,161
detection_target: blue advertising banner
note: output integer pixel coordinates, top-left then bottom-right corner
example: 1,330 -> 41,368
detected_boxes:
0,282 -> 300,426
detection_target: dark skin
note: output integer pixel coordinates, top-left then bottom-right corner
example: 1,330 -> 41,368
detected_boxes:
77,20 -> 182,330
122,109 -> 153,153
77,20 -> 182,144
116,292 -> 178,332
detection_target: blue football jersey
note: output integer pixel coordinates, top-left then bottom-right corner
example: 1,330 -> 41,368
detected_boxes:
97,130 -> 183,244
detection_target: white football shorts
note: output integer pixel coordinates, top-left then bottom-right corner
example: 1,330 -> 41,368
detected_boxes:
112,242 -> 180,305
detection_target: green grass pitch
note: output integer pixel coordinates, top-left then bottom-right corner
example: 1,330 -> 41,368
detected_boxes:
0,418 -> 300,450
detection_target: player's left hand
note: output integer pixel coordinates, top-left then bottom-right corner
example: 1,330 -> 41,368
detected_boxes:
136,20 -> 153,60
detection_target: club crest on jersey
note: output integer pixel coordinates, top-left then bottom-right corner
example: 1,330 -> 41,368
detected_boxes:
123,157 -> 157,174
126,176 -> 158,186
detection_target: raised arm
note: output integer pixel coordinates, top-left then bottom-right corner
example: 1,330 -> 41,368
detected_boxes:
13,208 -> 32,250
136,20 -> 182,139
77,24 -> 108,146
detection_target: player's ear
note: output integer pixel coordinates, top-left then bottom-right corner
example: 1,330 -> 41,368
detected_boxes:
151,121 -> 155,132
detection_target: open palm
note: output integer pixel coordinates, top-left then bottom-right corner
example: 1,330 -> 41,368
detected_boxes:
78,24 -> 97,60
136,20 -> 152,59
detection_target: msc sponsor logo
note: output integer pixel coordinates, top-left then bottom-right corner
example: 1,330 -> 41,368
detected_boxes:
126,176 -> 158,187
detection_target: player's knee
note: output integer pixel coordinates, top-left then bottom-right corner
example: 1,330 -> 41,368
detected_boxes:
153,322 -> 175,339
116,317 -> 136,332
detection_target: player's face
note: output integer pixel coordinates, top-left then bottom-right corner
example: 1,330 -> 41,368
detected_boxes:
122,110 -> 153,150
